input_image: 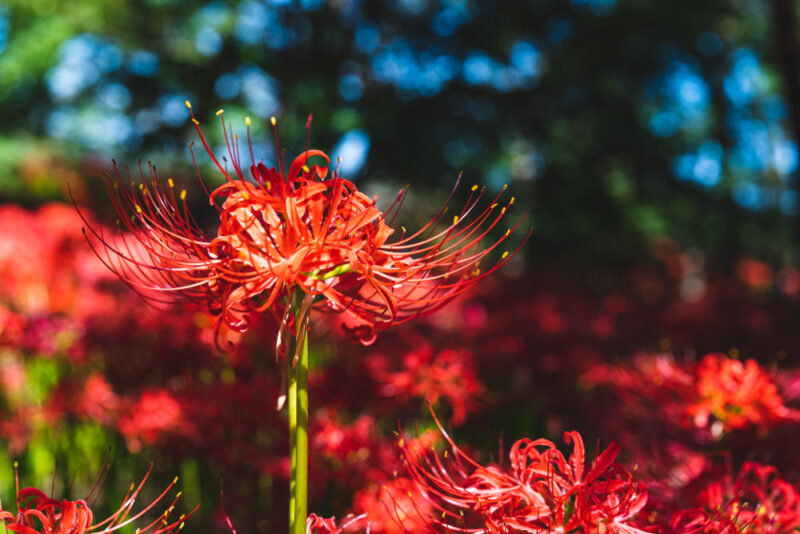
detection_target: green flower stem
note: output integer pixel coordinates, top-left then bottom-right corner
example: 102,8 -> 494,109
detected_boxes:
289,290 -> 313,534
294,315 -> 309,534
288,337 -> 297,530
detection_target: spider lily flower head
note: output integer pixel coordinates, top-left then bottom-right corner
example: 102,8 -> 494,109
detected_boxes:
394,411 -> 647,533
685,353 -> 800,433
79,103 -> 528,349
0,463 -> 195,534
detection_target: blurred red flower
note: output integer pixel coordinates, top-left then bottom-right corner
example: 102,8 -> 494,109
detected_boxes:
584,352 -> 800,438
367,344 -> 484,425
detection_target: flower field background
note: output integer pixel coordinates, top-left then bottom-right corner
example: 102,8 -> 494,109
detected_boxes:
3,1 -> 800,533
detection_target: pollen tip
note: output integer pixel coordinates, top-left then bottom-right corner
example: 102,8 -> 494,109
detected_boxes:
184,100 -> 191,109
191,118 -> 199,125
173,476 -> 179,484
216,109 -> 224,116
176,491 -> 182,498
245,116 -> 251,126
401,226 -> 406,233
501,251 -> 509,259
135,204 -> 142,213
338,156 -> 342,163
453,215 -> 459,225
471,184 -> 478,191
270,116 -> 276,126
505,229 -> 510,236
510,196 -> 515,205
502,183 -> 508,190
501,207 -> 507,214
168,178 -> 174,188
302,165 -> 310,173
180,190 -> 187,200
13,461 -> 18,468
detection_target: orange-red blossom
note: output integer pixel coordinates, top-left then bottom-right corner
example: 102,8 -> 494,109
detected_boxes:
81,105 -> 527,348
0,465 -> 192,534
393,413 -> 648,534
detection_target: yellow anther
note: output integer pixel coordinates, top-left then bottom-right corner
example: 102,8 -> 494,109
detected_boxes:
270,116 -> 276,126
501,251 -> 509,259
453,215 -> 459,225
173,476 -> 179,484
382,485 -> 387,491
401,226 -> 406,233
442,512 -> 446,519
399,439 -> 404,447
185,101 -> 191,109
130,483 -> 135,491
245,116 -> 251,126
491,203 -> 498,209
13,461 -> 18,468
135,204 -> 142,213
502,184 -> 508,190
509,196 -> 515,205
168,178 -> 174,188
266,181 -> 272,190
180,190 -> 187,200
191,118 -> 199,125
302,165 -> 310,173
471,184 -> 479,191
501,206 -> 507,215
139,183 -> 144,190
338,156 -> 342,163
505,229 -> 510,236
176,491 -> 182,498
216,109 -> 224,116
179,524 -> 185,531
444,451 -> 448,458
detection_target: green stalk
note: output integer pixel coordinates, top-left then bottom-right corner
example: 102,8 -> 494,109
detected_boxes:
288,291 -> 312,534
288,336 -> 297,530
293,318 -> 309,534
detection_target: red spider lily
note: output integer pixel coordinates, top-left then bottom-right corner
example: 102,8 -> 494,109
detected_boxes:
686,354 -> 800,432
394,412 -> 647,533
583,352 -> 800,438
78,104 -> 528,348
367,344 -> 484,425
0,464 -> 195,534
651,460 -> 800,534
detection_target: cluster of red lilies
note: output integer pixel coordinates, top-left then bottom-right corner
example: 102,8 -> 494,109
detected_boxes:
2,109 -> 800,534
